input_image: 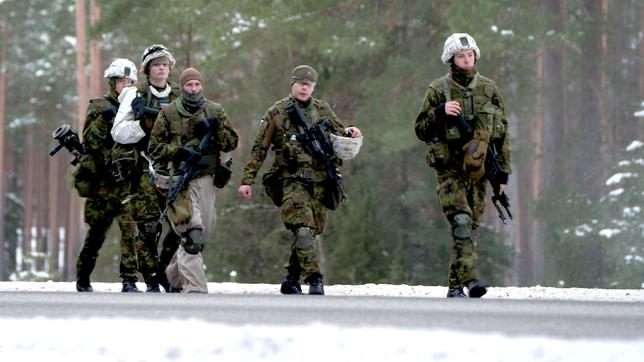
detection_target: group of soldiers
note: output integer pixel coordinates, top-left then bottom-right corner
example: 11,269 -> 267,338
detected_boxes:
66,32 -> 511,298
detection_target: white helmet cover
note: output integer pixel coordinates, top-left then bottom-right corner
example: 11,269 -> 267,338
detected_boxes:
140,44 -> 176,72
104,58 -> 138,82
441,33 -> 480,64
330,134 -> 363,160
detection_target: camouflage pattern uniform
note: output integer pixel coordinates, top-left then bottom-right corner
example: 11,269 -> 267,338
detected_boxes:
76,91 -> 139,287
415,66 -> 511,292
148,93 -> 238,292
113,79 -> 181,290
240,95 -> 346,285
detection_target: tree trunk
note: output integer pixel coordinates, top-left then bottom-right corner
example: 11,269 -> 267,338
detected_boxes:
639,3 -> 644,140
66,0 -> 88,280
0,7 -> 8,280
89,0 -> 101,97
22,126 -> 34,273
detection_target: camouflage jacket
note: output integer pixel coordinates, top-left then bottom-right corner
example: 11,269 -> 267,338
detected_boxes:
240,95 -> 346,185
78,91 -> 120,189
415,72 -> 512,174
134,79 -> 181,149
148,98 -> 238,178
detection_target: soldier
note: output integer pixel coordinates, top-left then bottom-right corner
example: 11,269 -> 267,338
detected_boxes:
74,58 -> 140,292
238,65 -> 362,295
148,67 -> 238,293
415,33 -> 512,298
111,44 -> 181,292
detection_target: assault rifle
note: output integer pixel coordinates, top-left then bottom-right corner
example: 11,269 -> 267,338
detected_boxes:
49,124 -> 84,165
484,146 -> 512,224
286,101 -> 345,201
158,125 -> 216,223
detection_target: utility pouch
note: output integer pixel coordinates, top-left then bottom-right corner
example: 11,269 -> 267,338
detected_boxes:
321,179 -> 342,210
72,154 -> 99,197
262,169 -> 283,207
462,129 -> 490,180
213,155 -> 232,188
426,139 -> 450,169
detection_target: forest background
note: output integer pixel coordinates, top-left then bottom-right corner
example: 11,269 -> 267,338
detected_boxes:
0,0 -> 643,289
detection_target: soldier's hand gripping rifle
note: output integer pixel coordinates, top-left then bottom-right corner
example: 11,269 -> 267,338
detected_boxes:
484,145 -> 513,224
49,124 -> 84,165
158,122 -> 217,223
286,101 -> 346,201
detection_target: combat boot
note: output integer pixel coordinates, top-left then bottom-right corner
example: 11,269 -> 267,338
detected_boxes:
446,287 -> 466,298
466,279 -> 488,298
280,274 -> 303,295
307,276 -> 325,295
144,274 -> 161,293
157,272 -> 171,293
121,278 -> 142,293
76,279 -> 93,292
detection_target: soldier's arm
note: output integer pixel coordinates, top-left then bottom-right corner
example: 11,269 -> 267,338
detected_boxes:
148,110 -> 178,163
492,90 -> 512,175
82,103 -> 110,160
414,86 -> 443,143
240,112 -> 275,185
214,107 -> 239,153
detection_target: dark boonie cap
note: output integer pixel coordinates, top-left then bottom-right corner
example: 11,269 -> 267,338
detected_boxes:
291,65 -> 318,84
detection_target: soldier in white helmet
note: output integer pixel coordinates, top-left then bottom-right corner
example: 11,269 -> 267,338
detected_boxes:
74,58 -> 142,292
110,44 -> 182,293
415,33 -> 512,298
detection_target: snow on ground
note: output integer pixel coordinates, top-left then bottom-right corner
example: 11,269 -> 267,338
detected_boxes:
1,282 -> 643,361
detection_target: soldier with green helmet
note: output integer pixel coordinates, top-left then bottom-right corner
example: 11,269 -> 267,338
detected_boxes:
238,65 -> 362,295
415,33 -> 512,298
74,58 -> 140,292
148,67 -> 239,293
111,44 -> 181,292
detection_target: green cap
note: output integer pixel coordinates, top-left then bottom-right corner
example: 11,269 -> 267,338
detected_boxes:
291,65 -> 318,84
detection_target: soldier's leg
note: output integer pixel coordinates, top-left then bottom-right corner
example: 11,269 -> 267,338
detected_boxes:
176,228 -> 208,293
158,223 -> 181,292
437,175 -> 472,296
76,197 -> 116,292
127,177 -> 163,292
281,180 -> 323,294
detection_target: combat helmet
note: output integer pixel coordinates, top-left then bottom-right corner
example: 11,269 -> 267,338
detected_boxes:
140,44 -> 176,74
104,58 -> 138,82
441,33 -> 480,64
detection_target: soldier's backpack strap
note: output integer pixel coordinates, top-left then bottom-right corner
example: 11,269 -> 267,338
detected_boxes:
442,77 -> 451,102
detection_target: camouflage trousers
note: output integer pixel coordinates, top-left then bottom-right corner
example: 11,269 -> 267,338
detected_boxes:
76,187 -> 139,281
281,179 -> 327,280
126,172 -> 162,284
435,170 -> 486,288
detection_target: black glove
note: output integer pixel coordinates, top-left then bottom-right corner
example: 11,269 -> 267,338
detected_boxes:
498,171 -> 509,186
175,146 -> 201,165
131,96 -> 159,119
183,240 -> 203,255
101,106 -> 117,120
195,117 -> 219,139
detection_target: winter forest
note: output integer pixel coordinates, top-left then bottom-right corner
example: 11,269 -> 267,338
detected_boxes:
0,0 -> 642,289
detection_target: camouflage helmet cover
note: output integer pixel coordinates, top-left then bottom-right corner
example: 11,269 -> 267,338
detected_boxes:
140,44 -> 176,73
104,58 -> 138,82
441,33 -> 480,64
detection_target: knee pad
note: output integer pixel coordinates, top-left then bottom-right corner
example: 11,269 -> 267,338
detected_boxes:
451,213 -> 471,240
184,228 -> 204,255
294,227 -> 314,249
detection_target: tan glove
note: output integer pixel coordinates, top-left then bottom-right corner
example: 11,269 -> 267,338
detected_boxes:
462,129 -> 490,180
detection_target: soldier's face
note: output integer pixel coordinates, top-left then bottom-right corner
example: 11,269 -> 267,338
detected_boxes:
291,80 -> 315,102
453,49 -> 476,70
183,79 -> 203,94
114,78 -> 133,95
148,58 -> 170,82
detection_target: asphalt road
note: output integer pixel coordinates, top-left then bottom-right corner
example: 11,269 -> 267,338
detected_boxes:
1,292 -> 642,339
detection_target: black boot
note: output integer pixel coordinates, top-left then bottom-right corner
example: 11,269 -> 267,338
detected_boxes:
157,272 -> 171,293
121,278 -> 142,293
280,274 -> 303,295
446,287 -> 466,298
307,276 -> 325,295
466,279 -> 488,298
76,279 -> 93,292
